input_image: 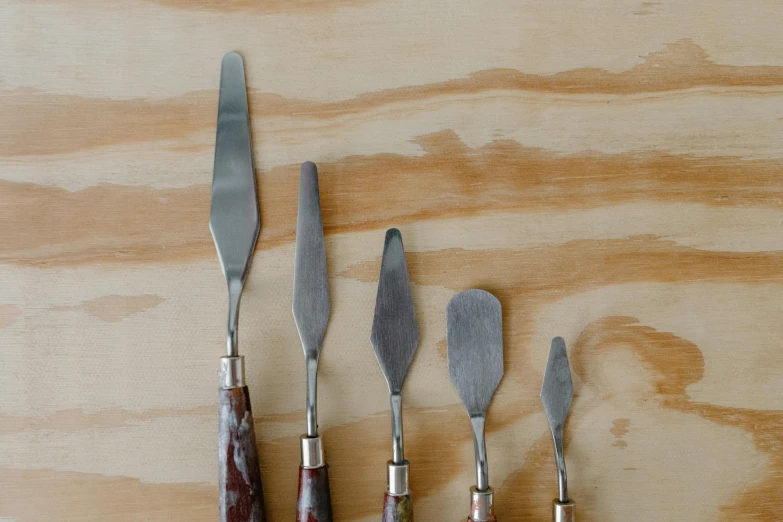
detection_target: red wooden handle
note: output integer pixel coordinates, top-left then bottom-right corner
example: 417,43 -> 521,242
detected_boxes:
382,492 -> 413,522
219,386 -> 265,522
297,465 -> 333,522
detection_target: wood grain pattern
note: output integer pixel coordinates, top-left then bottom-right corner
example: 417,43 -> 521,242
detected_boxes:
1,0 -> 782,521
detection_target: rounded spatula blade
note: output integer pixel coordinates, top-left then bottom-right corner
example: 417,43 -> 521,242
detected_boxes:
447,289 -> 504,417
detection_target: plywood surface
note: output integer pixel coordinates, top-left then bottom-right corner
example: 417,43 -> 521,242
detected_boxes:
1,1 -> 782,520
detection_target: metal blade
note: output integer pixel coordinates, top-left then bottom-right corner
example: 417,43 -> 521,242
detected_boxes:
447,289 -> 503,417
293,161 -> 330,358
209,51 -> 259,358
541,337 -> 573,433
209,52 -> 260,284
370,228 -> 419,395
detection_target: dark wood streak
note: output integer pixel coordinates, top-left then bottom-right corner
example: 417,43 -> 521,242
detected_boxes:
2,129 -> 782,268
4,40 -> 783,157
219,386 -> 265,522
569,316 -> 782,521
382,492 -> 413,522
297,465 -> 333,522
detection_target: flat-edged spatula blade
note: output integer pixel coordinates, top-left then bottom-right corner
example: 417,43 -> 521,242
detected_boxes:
447,289 -> 503,417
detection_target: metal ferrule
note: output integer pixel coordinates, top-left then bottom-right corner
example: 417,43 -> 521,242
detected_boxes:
300,434 -> 325,468
469,486 -> 494,522
387,460 -> 409,496
219,356 -> 245,389
553,499 -> 575,522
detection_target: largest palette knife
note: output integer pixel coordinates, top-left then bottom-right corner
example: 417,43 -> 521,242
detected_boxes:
210,52 -> 265,522
293,162 -> 334,521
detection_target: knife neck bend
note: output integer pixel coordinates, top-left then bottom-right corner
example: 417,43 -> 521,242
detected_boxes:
390,392 -> 404,464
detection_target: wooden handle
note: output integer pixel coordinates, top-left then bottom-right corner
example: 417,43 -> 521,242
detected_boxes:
382,492 -> 413,522
219,386 -> 265,522
297,465 -> 333,522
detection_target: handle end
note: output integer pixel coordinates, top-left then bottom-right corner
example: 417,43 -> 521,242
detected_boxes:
219,385 -> 265,522
297,464 -> 333,522
382,491 -> 413,522
554,499 -> 575,522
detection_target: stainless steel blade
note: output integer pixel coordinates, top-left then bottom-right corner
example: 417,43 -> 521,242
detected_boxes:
541,336 -> 573,433
293,161 -> 330,438
370,228 -> 419,395
447,289 -> 503,417
371,228 -> 419,465
209,51 -> 260,358
541,336 -> 573,503
293,161 -> 330,357
447,289 -> 503,493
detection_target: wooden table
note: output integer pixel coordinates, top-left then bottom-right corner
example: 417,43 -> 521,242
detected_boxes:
2,1 -> 781,520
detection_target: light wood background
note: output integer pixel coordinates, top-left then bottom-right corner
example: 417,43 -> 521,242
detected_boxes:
1,1 -> 782,520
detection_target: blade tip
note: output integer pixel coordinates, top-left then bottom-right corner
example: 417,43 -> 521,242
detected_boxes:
298,161 -> 320,203
300,161 -> 318,176
222,51 -> 243,67
380,228 -> 405,266
385,227 -> 402,242
541,336 -> 574,401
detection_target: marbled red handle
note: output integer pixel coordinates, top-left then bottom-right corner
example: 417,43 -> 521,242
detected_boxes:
382,492 -> 413,522
219,386 -> 265,522
297,465 -> 333,522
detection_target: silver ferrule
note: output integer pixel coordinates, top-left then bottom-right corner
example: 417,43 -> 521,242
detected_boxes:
387,460 -> 409,496
554,499 -> 575,522
300,434 -> 325,468
469,486 -> 494,521
219,356 -> 245,389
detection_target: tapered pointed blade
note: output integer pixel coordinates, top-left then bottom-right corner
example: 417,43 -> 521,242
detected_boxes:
370,229 -> 419,394
209,52 -> 259,283
293,161 -> 330,357
541,337 -> 573,433
447,289 -> 503,417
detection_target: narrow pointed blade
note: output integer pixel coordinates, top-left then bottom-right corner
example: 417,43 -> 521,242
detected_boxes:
293,162 -> 330,357
370,229 -> 419,394
447,290 -> 503,417
209,52 -> 260,282
541,337 -> 573,433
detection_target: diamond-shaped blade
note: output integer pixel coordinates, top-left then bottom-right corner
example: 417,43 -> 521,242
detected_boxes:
209,52 -> 259,283
541,336 -> 573,433
292,162 -> 330,358
370,229 -> 419,394
447,289 -> 504,417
